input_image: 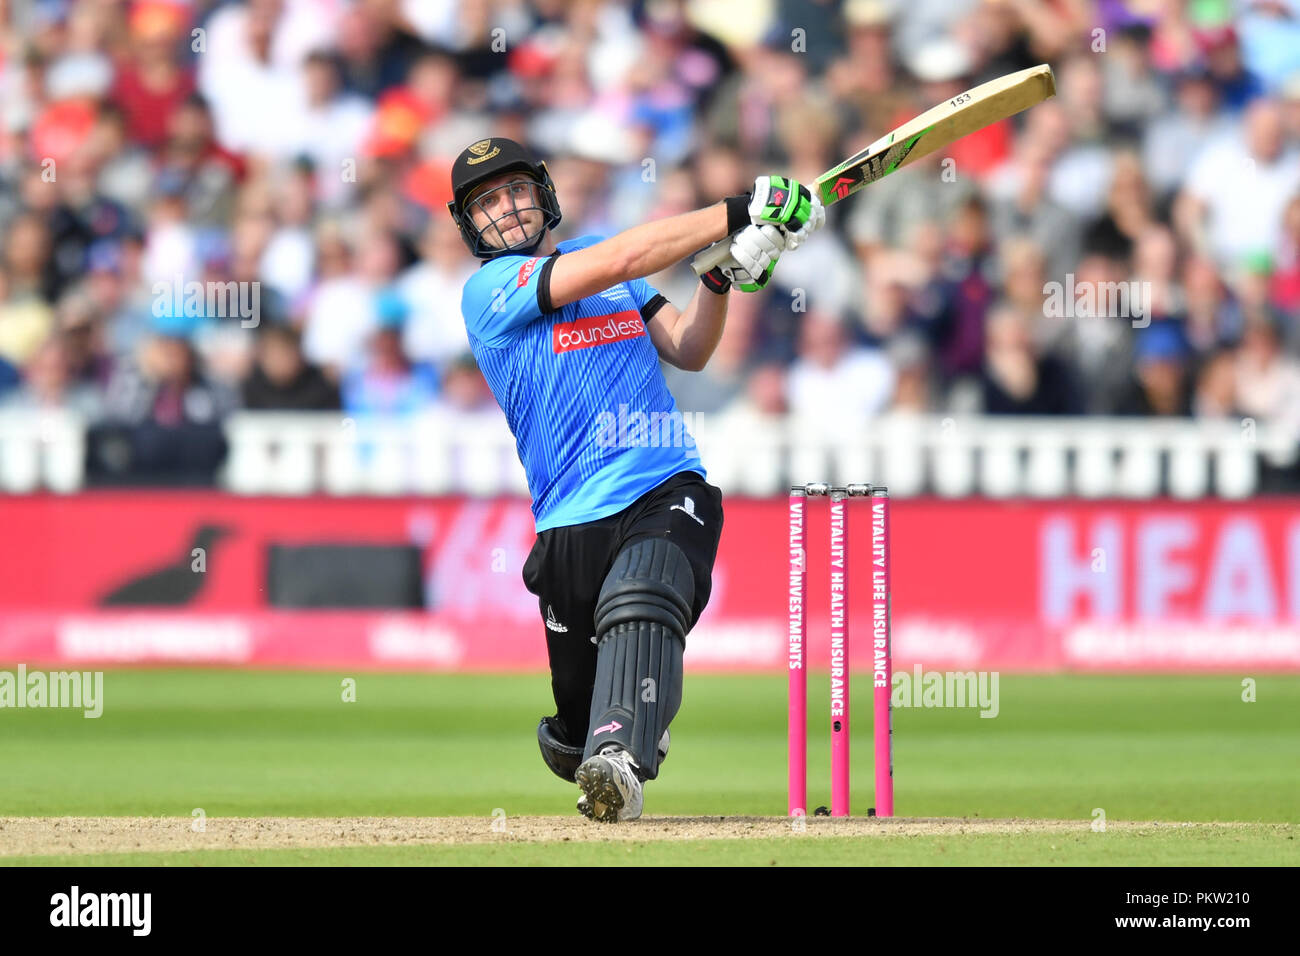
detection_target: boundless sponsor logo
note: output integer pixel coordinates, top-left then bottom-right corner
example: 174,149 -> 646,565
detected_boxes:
594,404 -> 700,449
552,311 -> 645,352
0,665 -> 103,717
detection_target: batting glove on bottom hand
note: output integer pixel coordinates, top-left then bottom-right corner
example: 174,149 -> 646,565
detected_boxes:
728,223 -> 786,292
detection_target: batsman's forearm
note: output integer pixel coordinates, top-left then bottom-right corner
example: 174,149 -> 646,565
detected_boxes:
667,284 -> 729,372
550,198 -> 745,311
608,204 -> 731,280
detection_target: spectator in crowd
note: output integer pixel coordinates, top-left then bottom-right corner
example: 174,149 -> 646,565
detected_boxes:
1199,25 -> 1262,113
157,94 -> 247,228
88,104 -> 155,212
922,196 -> 998,384
1082,150 -> 1156,263
1131,226 -> 1182,326
1193,347 -> 1240,419
0,219 -> 55,365
1116,319 -> 1195,416
988,133 -> 1080,281
998,238 -> 1051,343
1142,66 -> 1230,200
1100,24 -> 1167,137
241,322 -> 339,411
0,356 -> 18,397
92,315 -> 236,483
293,50 -> 374,208
41,156 -> 131,304
140,169 -> 200,285
398,215 -> 475,371
1271,194 -> 1300,320
197,0 -> 312,158
0,334 -> 100,417
437,354 -> 495,414
54,284 -> 112,393
1177,98 -> 1300,267
333,0 -> 426,99
859,273 -> 918,348
301,226 -> 401,376
260,160 -> 318,307
1235,316 -> 1300,437
87,234 -> 156,359
1238,2 -> 1300,91
1044,56 -> 1114,220
109,0 -> 194,152
787,310 -> 895,427
1045,252 -> 1136,414
341,292 -> 438,417
1183,253 -> 1246,354
888,333 -> 935,414
103,318 -> 237,428
722,360 -> 789,422
980,304 -> 1082,415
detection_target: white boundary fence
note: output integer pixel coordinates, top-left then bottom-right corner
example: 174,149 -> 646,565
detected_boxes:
0,410 -> 1295,499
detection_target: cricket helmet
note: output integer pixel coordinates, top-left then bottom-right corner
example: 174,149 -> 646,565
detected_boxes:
447,137 -> 562,259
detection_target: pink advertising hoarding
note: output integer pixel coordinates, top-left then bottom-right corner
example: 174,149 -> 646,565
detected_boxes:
2,493 -> 1297,671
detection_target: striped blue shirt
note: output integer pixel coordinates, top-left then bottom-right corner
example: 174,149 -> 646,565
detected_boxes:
460,235 -> 705,531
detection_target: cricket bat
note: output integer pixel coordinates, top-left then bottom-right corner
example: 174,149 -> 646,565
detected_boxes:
691,63 -> 1057,276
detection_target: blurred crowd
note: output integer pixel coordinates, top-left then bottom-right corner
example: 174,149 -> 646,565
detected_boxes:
3,0 -> 1300,483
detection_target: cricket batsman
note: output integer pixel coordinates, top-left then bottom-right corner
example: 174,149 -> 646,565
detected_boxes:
448,137 -> 824,821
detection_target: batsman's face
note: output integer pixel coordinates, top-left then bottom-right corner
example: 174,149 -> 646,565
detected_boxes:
467,173 -> 546,250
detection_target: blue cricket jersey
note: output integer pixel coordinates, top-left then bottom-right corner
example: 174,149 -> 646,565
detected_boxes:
460,235 -> 705,531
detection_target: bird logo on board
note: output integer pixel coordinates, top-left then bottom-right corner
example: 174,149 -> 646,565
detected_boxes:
466,139 -> 501,165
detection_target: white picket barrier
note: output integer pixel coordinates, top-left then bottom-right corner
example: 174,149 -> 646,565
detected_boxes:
0,410 -> 1294,499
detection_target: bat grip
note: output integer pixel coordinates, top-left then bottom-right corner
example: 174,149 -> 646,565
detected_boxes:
690,237 -> 735,276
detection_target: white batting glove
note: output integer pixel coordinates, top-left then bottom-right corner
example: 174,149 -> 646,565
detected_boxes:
726,223 -> 786,292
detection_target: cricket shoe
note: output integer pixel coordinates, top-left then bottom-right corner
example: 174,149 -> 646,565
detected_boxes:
575,730 -> 669,819
575,747 -> 644,823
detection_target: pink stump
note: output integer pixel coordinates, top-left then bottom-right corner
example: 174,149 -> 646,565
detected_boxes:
829,490 -> 849,816
788,488 -> 806,818
872,490 -> 894,817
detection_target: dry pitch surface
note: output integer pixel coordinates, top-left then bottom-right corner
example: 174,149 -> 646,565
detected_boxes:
0,816 -> 1272,858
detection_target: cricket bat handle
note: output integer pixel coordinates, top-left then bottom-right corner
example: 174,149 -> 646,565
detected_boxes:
691,237 -> 735,276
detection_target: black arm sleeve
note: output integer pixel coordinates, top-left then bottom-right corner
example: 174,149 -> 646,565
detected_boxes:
536,252 -> 561,315
640,293 -> 669,322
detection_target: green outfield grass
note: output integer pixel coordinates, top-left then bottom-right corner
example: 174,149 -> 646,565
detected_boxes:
1,670 -> 1297,864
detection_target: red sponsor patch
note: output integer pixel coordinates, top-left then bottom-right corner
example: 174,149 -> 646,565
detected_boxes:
552,310 -> 645,353
516,257 -> 540,288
